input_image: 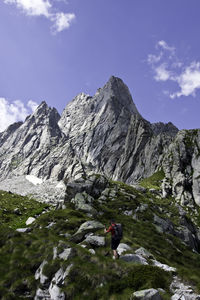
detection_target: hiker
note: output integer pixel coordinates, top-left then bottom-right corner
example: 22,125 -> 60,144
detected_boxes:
104,220 -> 122,259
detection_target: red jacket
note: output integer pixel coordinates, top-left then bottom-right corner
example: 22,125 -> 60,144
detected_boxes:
106,224 -> 116,237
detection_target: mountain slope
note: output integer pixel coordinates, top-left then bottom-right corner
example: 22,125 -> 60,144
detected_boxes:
0,175 -> 200,299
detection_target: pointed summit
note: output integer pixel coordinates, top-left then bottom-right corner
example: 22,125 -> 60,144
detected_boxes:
96,76 -> 140,116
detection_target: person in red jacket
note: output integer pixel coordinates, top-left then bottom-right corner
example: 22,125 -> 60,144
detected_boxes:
104,220 -> 120,259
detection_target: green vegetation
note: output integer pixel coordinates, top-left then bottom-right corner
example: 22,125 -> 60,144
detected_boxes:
0,190 -> 49,229
0,177 -> 200,299
140,169 -> 165,190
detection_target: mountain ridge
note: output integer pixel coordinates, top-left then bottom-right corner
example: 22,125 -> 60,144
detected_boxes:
1,76 -> 200,207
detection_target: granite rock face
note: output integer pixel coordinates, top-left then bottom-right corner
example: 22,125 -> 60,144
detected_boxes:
1,76 -> 200,206
0,77 -> 177,183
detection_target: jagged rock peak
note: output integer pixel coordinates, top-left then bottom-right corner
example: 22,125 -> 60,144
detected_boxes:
94,76 -> 140,115
33,101 -> 59,118
151,121 -> 179,137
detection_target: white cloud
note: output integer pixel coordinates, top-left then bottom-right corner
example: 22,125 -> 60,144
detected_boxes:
147,53 -> 162,65
154,63 -> 171,81
170,62 -> 200,98
148,40 -> 200,99
3,0 -> 75,33
157,40 -> 175,54
4,0 -> 51,17
0,98 -> 39,132
27,100 -> 39,111
51,12 -> 75,34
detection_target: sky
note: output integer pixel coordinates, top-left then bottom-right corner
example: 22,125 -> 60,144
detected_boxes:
0,0 -> 200,131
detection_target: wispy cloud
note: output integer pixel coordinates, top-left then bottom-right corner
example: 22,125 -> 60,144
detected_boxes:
157,40 -> 175,54
147,40 -> 200,99
154,63 -> 171,82
3,0 -> 75,34
51,12 -> 75,34
0,98 -> 38,132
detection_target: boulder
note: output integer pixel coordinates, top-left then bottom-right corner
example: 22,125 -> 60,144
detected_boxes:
34,288 -> 50,299
120,254 -> 148,265
51,264 -> 73,286
135,247 -> 153,259
26,217 -> 36,225
35,260 -> 49,285
16,227 -> 31,233
58,248 -> 75,260
131,288 -> 162,300
48,283 -> 65,300
170,276 -> 200,300
84,235 -> 105,247
151,259 -> 176,272
117,243 -> 132,255
72,221 -> 104,243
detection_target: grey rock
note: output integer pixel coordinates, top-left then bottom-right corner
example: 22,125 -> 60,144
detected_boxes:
34,288 -> 50,300
153,214 -> 174,234
123,210 -> 133,216
72,221 -> 104,243
151,259 -> 176,272
51,264 -> 73,286
26,217 -> 36,225
48,282 -> 65,300
170,276 -> 200,300
88,249 -> 96,255
117,243 -> 132,255
131,288 -> 162,300
84,235 -> 105,247
58,248 -> 75,260
120,254 -> 148,264
16,227 -> 31,233
35,260 -> 49,285
135,247 -> 153,259
14,208 -> 21,215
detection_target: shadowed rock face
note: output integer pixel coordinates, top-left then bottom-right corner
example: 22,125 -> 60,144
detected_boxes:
7,76 -> 200,205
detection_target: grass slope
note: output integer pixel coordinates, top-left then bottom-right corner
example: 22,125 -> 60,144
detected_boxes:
0,177 -> 200,299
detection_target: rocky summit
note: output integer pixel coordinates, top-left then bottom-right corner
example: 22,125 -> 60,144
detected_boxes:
0,76 -> 200,207
1,76 -> 200,299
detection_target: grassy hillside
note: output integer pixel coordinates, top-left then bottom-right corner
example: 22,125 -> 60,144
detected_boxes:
0,175 -> 200,299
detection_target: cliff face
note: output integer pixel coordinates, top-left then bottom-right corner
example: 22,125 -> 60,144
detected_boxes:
1,76 -> 200,206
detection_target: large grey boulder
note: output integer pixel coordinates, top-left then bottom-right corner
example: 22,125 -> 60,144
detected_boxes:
71,192 -> 97,215
117,243 -> 132,255
84,235 -> 105,247
71,221 -> 104,243
131,288 -> 162,300
135,247 -> 153,259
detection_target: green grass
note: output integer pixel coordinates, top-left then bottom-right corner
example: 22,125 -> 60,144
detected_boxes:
140,169 -> 165,190
0,190 -> 49,229
0,178 -> 200,299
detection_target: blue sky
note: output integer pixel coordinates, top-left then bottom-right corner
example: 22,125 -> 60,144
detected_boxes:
0,0 -> 200,131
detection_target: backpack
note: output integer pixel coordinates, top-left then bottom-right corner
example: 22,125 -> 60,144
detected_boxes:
113,223 -> 123,240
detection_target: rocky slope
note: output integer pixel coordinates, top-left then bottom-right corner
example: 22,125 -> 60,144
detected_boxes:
0,174 -> 200,299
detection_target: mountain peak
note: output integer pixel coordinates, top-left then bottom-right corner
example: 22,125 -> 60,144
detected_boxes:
94,76 -> 140,116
